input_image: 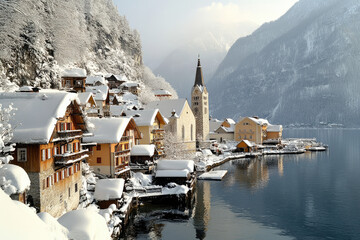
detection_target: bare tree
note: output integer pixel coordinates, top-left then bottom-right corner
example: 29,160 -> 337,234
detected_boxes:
163,131 -> 191,159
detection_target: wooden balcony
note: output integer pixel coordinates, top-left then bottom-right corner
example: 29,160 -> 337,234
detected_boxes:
54,149 -> 88,166
54,130 -> 82,142
121,136 -> 130,142
151,129 -> 165,134
114,149 -> 130,156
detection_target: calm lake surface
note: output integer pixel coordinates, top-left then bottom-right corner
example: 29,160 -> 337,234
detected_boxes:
122,129 -> 360,240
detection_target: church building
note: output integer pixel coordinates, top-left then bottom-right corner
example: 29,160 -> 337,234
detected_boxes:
191,57 -> 210,143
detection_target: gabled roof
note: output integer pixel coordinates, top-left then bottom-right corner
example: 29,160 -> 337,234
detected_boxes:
146,99 -> 187,118
86,76 -> 106,86
86,85 -> 109,101
77,92 -> 96,107
83,117 -> 132,144
112,75 -> 128,82
209,119 -> 222,132
0,90 -> 81,144
215,125 -> 235,133
224,118 -> 236,125
110,105 -> 127,117
123,109 -> 166,126
239,140 -> 255,147
61,68 -> 86,78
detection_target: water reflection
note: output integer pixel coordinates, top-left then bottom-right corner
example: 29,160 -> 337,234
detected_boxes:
193,181 -> 211,239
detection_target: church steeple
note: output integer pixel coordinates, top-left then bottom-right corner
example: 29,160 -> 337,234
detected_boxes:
194,56 -> 205,87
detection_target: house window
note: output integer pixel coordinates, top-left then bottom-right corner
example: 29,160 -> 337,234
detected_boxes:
97,157 -> 102,163
56,172 -> 59,182
61,170 -> 65,179
60,123 -> 65,131
60,194 -> 63,203
68,187 -> 71,197
47,149 -> 51,159
96,145 -> 101,151
67,143 -> 72,153
250,135 -> 252,139
61,146 -> 65,154
75,183 -> 78,193
42,149 -> 46,161
17,148 -> 27,162
54,147 -> 57,155
65,80 -> 71,87
66,123 -> 71,131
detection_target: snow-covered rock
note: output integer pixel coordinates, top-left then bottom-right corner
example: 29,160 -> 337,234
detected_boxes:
94,179 -> 124,201
0,164 -> 30,195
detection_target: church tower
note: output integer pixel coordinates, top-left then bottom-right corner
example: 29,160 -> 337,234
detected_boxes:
191,57 -> 209,143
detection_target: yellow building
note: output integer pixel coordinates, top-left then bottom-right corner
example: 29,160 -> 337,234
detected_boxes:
147,99 -> 196,152
83,117 -> 141,178
234,117 -> 269,144
123,109 -> 167,155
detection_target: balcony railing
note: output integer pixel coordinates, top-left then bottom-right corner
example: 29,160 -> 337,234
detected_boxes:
114,149 -> 130,156
121,136 -> 130,142
151,129 -> 165,134
54,130 -> 83,142
54,149 -> 88,166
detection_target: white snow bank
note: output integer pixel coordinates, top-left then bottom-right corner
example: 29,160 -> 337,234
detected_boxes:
62,68 -> 87,78
94,179 -> 124,201
37,212 -> 69,239
130,172 -> 153,187
157,160 -> 194,173
156,170 -> 190,178
162,184 -> 189,195
0,189 -> 62,240
130,144 -> 155,156
0,164 -> 30,195
58,209 -> 111,240
198,170 -> 228,180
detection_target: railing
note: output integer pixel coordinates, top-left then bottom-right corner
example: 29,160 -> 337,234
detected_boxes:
54,149 -> 88,165
121,136 -> 130,142
114,149 -> 130,156
53,130 -> 83,142
151,129 -> 165,134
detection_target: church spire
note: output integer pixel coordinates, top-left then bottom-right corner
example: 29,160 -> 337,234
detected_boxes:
194,55 -> 205,87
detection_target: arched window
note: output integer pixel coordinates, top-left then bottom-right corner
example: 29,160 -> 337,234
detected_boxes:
191,124 -> 193,141
182,125 -> 185,141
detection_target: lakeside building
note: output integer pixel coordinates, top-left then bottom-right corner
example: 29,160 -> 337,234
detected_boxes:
0,88 -> 89,217
154,89 -> 172,100
210,118 -> 236,142
83,117 -> 141,179
235,116 -> 283,144
147,99 -> 196,152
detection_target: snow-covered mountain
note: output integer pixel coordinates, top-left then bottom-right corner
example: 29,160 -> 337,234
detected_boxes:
155,23 -> 257,99
208,0 -> 360,127
0,0 -> 177,102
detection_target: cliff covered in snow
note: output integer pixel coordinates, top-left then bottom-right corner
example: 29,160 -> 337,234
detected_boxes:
208,0 -> 360,127
0,0 -> 177,102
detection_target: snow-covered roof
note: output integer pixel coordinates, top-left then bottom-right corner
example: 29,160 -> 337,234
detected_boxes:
216,125 -> 235,133
130,145 -> 155,156
157,160 -> 194,173
110,105 -> 127,117
61,68 -> 86,78
0,90 -> 80,144
0,164 -> 30,195
123,109 -> 164,126
86,85 -> 109,101
120,82 -> 139,88
154,89 -> 171,96
240,140 -> 255,147
267,124 -> 283,132
77,92 -> 96,106
112,75 -> 128,82
209,119 -> 222,132
120,92 -> 138,101
224,118 -> 236,125
155,170 -> 190,178
94,179 -> 124,201
83,117 -> 131,143
58,209 -> 111,240
146,99 -> 187,118
86,76 -> 106,86
249,117 -> 269,125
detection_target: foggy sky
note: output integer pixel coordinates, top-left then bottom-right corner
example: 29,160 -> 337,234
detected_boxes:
114,0 -> 299,69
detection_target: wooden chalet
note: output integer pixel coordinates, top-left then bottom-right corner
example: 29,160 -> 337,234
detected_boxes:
105,74 -> 127,89
61,68 -> 87,93
0,89 -> 89,217
94,179 -> 124,209
236,140 -> 256,153
83,117 -> 141,179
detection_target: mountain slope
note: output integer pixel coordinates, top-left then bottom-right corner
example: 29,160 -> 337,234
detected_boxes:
0,0 -> 177,102
208,0 -> 360,127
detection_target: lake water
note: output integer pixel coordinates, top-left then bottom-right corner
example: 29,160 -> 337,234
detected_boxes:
122,129 -> 360,240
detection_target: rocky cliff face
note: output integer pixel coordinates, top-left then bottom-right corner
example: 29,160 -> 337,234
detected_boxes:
208,0 -> 360,127
0,0 -> 176,101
